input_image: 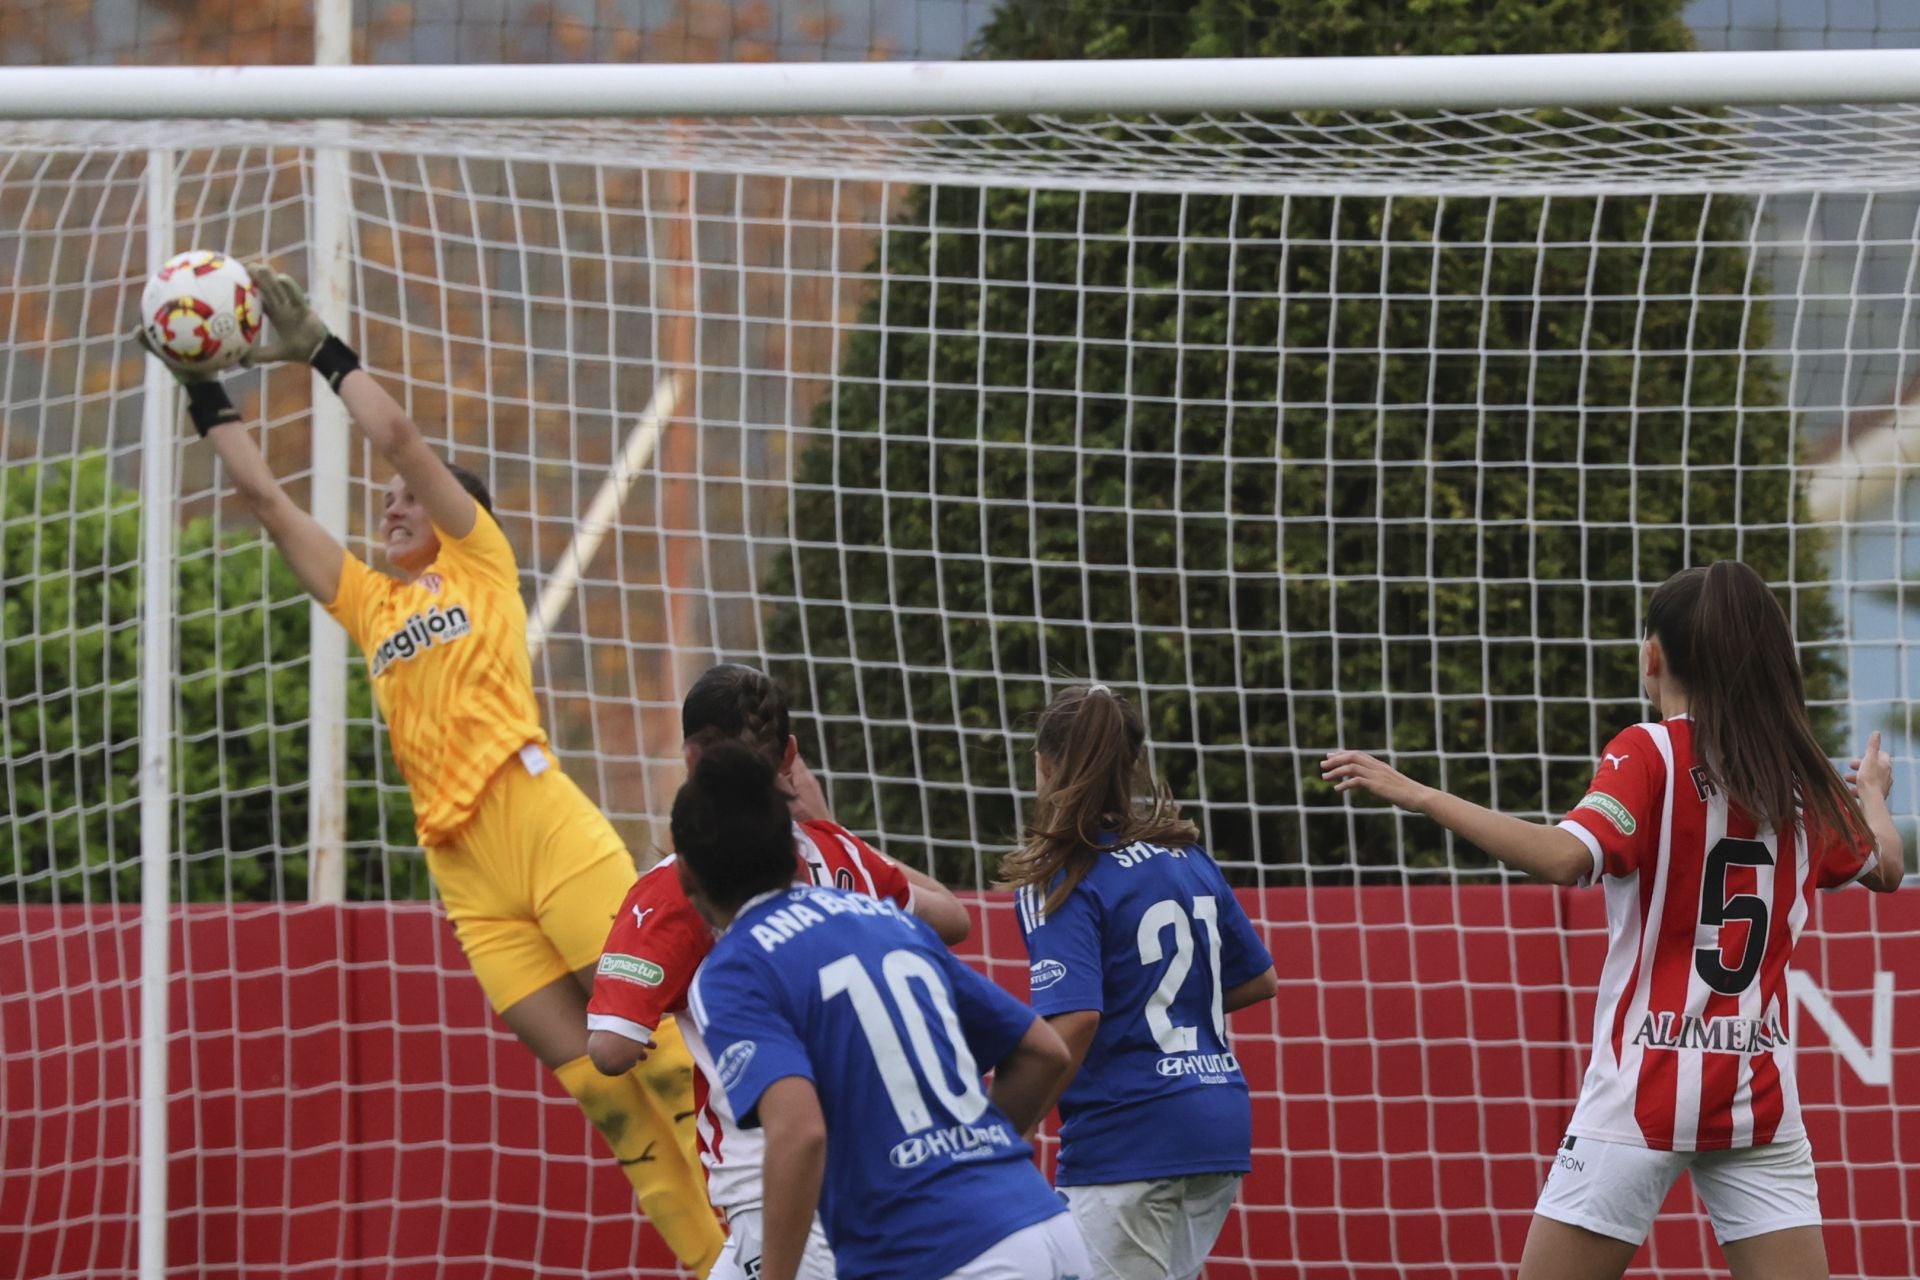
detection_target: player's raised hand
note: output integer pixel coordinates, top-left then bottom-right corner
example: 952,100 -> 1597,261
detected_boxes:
1846,730 -> 1892,800
241,262 -> 330,366
1320,748 -> 1429,811
131,324 -> 216,384
132,325 -> 244,435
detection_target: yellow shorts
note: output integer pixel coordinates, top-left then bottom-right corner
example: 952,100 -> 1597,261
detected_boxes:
424,745 -> 639,1013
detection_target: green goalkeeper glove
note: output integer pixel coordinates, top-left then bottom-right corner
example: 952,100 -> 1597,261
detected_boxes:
244,262 -> 363,391
132,326 -> 240,436
242,263 -> 331,366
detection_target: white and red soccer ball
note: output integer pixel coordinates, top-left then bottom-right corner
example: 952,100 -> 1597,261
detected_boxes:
142,250 -> 262,372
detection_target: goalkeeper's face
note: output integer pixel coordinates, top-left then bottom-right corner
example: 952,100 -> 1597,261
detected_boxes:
381,476 -> 440,577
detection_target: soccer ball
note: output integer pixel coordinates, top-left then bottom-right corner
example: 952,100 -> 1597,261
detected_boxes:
141,250 -> 262,372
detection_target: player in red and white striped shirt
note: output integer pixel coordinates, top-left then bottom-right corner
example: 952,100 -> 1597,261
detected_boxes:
1324,561 -> 1904,1280
585,664 -> 970,1280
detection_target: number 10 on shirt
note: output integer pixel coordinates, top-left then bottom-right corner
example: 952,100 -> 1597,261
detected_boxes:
819,950 -> 990,1132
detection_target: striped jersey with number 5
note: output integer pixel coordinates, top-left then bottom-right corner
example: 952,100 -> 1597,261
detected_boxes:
1556,715 -> 1878,1152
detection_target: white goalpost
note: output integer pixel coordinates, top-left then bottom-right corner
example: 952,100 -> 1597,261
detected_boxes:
135,142 -> 175,1280
2,49 -> 1918,1280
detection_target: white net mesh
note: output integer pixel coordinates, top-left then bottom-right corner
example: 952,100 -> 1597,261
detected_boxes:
21,105 -> 1920,193
2,108 -> 1916,1278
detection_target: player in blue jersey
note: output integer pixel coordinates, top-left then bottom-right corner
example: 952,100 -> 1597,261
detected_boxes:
1002,683 -> 1279,1280
673,739 -> 1091,1280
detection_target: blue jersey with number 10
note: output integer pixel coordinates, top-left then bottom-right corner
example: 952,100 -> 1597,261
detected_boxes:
690,885 -> 1065,1280
1017,839 -> 1273,1187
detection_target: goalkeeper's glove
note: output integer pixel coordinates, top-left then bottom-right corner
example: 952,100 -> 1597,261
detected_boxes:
132,326 -> 240,437
243,263 -> 361,392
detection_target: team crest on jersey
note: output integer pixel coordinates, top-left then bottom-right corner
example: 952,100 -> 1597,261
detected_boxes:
716,1040 -> 757,1091
597,953 -> 665,987
418,573 -> 443,595
369,605 -> 472,676
1577,792 -> 1637,836
1029,959 -> 1068,992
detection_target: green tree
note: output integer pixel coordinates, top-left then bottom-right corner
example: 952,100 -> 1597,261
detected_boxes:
0,454 -> 419,903
760,0 -> 1841,883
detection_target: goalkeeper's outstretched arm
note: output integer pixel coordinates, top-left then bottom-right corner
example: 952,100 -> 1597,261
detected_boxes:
247,263 -> 478,541
334,371 -> 477,540
133,326 -> 344,604
202,424 -> 346,604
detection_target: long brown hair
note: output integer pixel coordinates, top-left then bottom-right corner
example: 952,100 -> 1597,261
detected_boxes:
999,684 -> 1198,915
1646,561 -> 1866,846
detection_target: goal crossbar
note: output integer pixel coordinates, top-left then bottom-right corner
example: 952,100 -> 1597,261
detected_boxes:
6,50 -> 1920,119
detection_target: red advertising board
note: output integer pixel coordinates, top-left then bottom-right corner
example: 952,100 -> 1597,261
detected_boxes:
4,888 -> 1915,1278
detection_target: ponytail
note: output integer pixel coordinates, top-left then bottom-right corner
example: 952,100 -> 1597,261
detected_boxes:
1646,560 -> 1867,848
999,683 -> 1198,915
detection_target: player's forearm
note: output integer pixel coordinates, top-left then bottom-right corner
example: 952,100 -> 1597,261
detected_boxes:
903,867 -> 971,944
757,1162 -> 821,1280
1017,1010 -> 1094,1137
205,420 -> 282,509
1860,790 -> 1905,891
757,1088 -> 827,1280
991,1017 -> 1074,1135
1223,966 -> 1278,1012
336,368 -> 422,462
1409,789 -> 1590,886
334,369 -> 479,539
205,425 -> 343,602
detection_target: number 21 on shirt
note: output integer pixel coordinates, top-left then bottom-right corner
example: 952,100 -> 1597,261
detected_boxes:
1139,896 -> 1224,1053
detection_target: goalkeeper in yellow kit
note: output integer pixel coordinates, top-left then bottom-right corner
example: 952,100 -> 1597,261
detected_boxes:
139,266 -> 724,1273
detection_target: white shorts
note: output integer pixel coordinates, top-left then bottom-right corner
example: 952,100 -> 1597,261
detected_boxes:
943,1211 -> 1091,1280
709,1206 -> 836,1280
1535,1133 -> 1822,1246
1062,1173 -> 1242,1280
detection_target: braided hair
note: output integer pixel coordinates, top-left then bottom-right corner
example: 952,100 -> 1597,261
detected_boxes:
681,663 -> 792,767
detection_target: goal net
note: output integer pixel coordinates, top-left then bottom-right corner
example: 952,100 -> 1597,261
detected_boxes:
3,71 -> 1917,1279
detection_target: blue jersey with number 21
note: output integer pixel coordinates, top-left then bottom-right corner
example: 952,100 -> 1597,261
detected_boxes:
1017,839 -> 1274,1186
690,885 -> 1065,1280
